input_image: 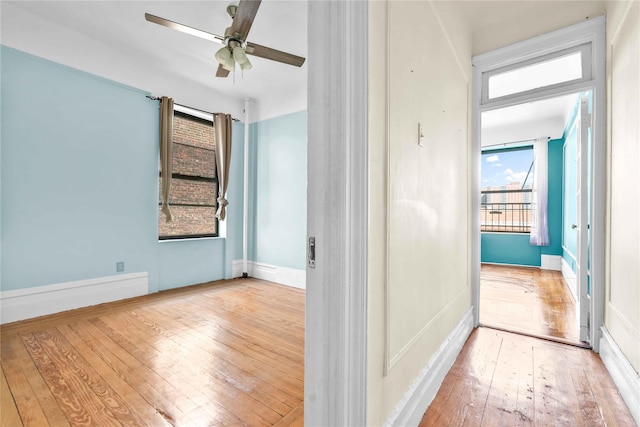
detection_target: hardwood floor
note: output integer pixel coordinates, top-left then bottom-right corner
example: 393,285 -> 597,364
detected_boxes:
1,279 -> 304,427
479,264 -> 580,345
420,327 -> 636,427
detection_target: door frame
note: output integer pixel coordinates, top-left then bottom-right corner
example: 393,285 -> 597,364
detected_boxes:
471,16 -> 606,351
305,1 -> 369,425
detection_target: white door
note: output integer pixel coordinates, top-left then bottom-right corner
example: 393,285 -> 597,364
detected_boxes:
576,95 -> 591,343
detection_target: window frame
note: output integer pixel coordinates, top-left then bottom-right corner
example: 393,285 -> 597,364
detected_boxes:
481,43 -> 592,106
480,145 -> 534,234
158,109 -> 219,241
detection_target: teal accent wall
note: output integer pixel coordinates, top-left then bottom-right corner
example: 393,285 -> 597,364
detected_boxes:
248,111 -> 307,270
481,233 -> 542,266
542,139 -> 564,257
1,46 -> 242,292
481,138 -> 564,266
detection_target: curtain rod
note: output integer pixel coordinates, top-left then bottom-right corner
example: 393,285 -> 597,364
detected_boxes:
146,95 -> 239,122
482,137 -> 549,149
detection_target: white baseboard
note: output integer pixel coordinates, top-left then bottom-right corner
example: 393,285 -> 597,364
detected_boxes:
481,261 -> 538,268
599,327 -> 640,426
384,308 -> 475,427
540,254 -> 562,271
232,260 -> 306,289
0,273 -> 149,324
561,257 -> 578,301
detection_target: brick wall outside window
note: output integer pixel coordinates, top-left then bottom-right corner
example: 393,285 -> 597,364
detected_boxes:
159,112 -> 218,239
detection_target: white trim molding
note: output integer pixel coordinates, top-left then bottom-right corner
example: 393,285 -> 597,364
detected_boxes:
232,260 -> 305,289
384,309 -> 474,427
305,0 -> 369,425
561,257 -> 578,302
599,327 -> 640,425
0,273 -> 149,324
540,254 -> 562,271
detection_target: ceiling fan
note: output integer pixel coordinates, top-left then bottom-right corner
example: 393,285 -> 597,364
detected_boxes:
145,0 -> 305,78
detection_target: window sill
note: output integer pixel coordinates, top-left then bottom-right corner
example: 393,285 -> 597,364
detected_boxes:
481,231 -> 531,236
158,236 -> 225,243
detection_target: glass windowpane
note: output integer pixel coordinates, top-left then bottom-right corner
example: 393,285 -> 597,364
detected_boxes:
488,52 -> 582,99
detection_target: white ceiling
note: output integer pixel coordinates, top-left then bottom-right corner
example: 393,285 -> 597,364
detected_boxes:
1,1 -> 602,133
481,93 -> 580,147
0,1 -> 308,121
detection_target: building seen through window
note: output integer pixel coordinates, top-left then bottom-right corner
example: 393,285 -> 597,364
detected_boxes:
159,111 -> 218,239
481,147 -> 533,233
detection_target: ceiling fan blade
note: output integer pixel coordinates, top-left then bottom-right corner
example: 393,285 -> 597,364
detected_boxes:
245,42 -> 306,67
145,13 -> 224,44
230,0 -> 262,40
216,63 -> 230,78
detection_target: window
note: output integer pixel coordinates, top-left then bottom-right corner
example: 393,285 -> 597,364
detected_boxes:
159,110 -> 218,239
482,44 -> 591,103
481,147 -> 534,233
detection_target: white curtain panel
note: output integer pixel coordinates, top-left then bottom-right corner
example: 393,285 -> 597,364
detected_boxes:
530,137 -> 550,246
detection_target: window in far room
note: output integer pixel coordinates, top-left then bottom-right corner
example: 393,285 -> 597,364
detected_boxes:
481,147 -> 534,233
158,109 -> 218,239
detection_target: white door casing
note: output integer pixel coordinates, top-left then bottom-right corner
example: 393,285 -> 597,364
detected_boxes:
472,17 -> 606,350
576,94 -> 591,343
305,1 -> 368,425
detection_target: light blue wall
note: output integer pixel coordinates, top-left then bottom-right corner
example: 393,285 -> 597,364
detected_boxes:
561,92 -> 592,274
563,122 -> 578,271
226,122 -> 246,269
1,46 -> 242,292
481,139 -> 564,266
247,111 -> 307,270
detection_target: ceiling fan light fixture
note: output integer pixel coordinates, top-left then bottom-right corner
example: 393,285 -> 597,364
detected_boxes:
239,57 -> 252,71
233,45 -> 249,65
215,46 -> 231,64
223,55 -> 235,72
145,0 -> 306,79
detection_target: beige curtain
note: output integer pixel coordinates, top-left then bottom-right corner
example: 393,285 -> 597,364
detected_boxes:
214,114 -> 233,220
160,96 -> 174,222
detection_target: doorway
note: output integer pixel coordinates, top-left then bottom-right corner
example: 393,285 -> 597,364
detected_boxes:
477,91 -> 591,346
472,17 -> 606,350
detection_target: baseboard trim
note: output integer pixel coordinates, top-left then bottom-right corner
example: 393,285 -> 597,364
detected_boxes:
540,254 -> 562,271
561,257 -> 578,301
599,327 -> 640,426
481,261 -> 539,268
384,308 -> 474,427
232,260 -> 305,289
0,273 -> 149,324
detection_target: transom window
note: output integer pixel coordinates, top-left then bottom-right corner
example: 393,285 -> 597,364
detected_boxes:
482,44 -> 591,104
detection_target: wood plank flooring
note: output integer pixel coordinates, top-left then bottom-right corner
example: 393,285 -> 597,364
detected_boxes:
0,279 -> 304,427
420,327 -> 636,427
480,264 -> 580,345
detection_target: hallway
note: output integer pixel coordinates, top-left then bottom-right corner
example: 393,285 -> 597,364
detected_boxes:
420,264 -> 635,425
420,327 -> 635,426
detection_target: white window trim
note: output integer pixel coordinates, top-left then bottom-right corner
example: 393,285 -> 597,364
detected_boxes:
481,43 -> 592,105
173,103 -> 213,122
